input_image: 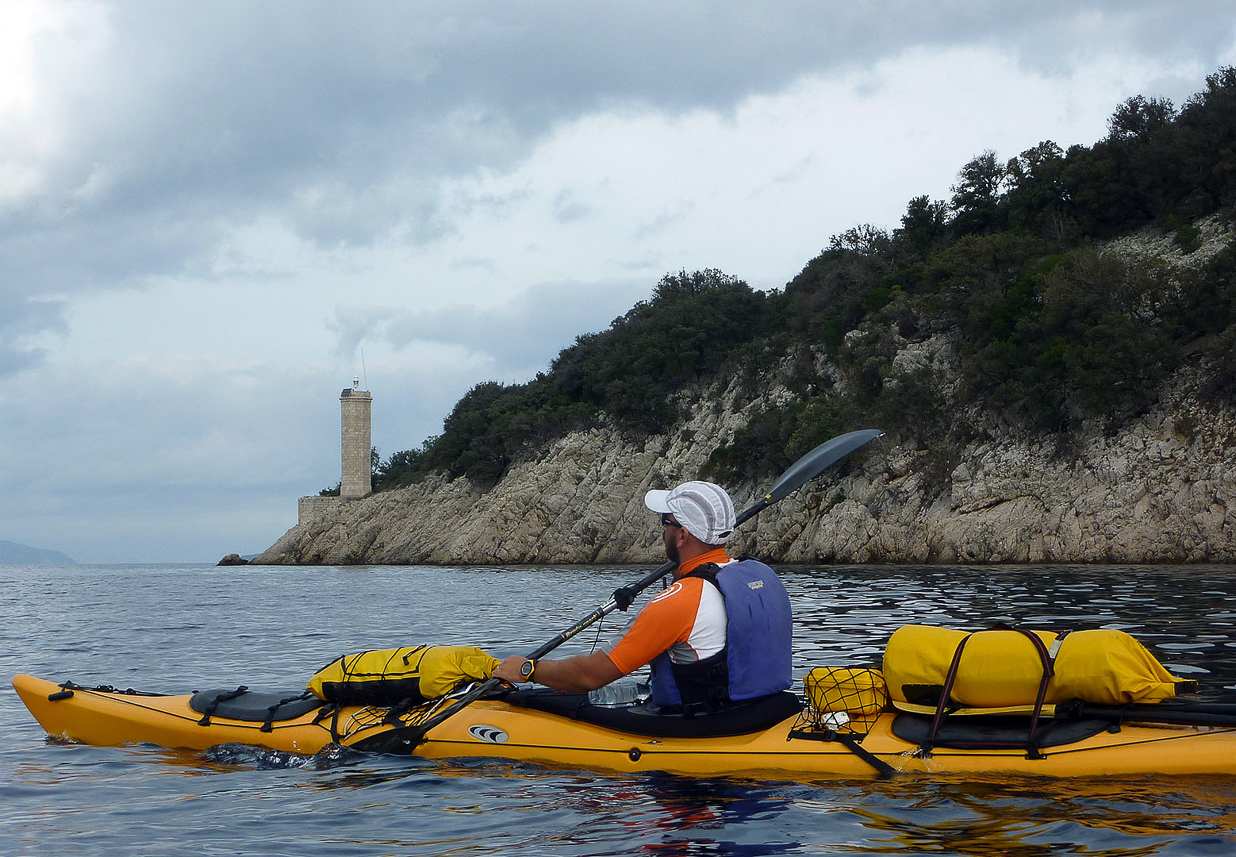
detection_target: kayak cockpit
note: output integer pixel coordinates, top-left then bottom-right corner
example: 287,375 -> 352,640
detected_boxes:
505,687 -> 802,738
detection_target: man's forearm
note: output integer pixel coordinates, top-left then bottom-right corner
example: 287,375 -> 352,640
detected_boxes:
494,651 -> 623,691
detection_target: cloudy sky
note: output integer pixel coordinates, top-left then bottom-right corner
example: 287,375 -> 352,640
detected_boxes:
3,1 -> 1235,562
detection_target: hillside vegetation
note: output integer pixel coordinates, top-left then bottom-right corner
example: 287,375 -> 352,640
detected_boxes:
364,68 -> 1236,494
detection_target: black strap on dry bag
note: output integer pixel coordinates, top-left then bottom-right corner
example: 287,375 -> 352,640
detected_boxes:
921,625 -> 1071,760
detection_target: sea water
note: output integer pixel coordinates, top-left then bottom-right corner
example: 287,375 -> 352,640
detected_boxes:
3,563 -> 1236,855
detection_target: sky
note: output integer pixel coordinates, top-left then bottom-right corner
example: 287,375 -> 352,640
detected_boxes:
3,2 -> 1235,563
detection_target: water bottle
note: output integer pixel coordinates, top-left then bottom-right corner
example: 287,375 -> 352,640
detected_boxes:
588,680 -> 651,707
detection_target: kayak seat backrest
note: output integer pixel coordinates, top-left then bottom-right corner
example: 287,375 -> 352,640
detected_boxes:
509,689 -> 802,738
190,688 -> 327,723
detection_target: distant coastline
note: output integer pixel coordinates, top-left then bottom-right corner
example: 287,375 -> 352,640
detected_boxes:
0,539 -> 75,565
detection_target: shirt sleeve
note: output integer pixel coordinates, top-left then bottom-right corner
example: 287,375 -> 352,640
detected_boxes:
603,579 -> 704,675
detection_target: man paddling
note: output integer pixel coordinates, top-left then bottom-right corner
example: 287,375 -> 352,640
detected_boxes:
494,481 -> 793,712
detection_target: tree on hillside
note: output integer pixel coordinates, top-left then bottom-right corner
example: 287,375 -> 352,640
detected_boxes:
1003,141 -> 1073,244
896,195 -> 949,256
1107,95 -> 1177,141
950,150 -> 1008,236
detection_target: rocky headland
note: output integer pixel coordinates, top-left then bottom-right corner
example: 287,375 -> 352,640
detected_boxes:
255,313 -> 1234,567
254,374 -> 1233,567
255,205 -> 1236,568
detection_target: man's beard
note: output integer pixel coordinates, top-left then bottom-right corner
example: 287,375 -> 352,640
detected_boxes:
665,537 -> 680,564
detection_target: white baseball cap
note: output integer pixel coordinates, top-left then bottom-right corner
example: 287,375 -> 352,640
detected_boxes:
644,481 -> 736,545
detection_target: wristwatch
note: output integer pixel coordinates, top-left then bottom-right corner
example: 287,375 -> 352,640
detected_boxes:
519,659 -> 536,681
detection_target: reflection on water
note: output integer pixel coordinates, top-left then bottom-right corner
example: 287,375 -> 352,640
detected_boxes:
3,563 -> 1236,856
822,776 -> 1236,856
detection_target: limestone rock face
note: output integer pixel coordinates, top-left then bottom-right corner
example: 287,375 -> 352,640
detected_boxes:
253,360 -> 1235,566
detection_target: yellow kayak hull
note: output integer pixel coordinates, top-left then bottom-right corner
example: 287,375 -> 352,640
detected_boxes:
15,674 -> 1236,779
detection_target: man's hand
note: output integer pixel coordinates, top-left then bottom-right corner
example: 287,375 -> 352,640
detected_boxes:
613,586 -> 638,611
493,655 -> 533,684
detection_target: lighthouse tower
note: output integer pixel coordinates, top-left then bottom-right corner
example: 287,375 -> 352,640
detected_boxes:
339,377 -> 372,499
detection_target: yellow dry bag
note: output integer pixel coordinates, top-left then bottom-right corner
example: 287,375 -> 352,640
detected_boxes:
308,645 -> 499,706
883,624 -> 1192,709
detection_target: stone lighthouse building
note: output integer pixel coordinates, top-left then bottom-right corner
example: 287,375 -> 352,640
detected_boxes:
297,378 -> 373,526
339,377 -> 372,499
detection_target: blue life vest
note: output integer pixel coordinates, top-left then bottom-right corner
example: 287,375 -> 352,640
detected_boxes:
648,558 -> 793,711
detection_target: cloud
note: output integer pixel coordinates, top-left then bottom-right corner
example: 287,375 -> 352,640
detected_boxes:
0,294 -> 67,374
552,190 -> 595,224
327,304 -> 398,363
336,277 -> 651,379
9,4 -> 1233,297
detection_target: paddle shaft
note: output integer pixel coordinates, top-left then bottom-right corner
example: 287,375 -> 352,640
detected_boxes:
403,429 -> 883,746
403,562 -> 679,729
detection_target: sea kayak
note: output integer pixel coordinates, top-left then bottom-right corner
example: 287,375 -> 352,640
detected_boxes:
14,673 -> 1236,779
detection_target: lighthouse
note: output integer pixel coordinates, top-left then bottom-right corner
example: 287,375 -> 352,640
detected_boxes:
339,376 -> 372,499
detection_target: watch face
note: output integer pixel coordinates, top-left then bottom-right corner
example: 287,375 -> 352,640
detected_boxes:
520,660 -> 533,677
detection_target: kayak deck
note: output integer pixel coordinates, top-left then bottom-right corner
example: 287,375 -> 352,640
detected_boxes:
14,674 -> 1236,779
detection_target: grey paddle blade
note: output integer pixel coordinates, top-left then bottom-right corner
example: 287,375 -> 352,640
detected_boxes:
764,429 -> 883,504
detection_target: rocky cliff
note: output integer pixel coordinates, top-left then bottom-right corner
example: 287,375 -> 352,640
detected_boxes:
255,224 -> 1236,566
254,360 -> 1234,567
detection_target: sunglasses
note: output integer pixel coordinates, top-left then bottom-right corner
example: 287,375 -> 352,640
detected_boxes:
661,514 -> 682,528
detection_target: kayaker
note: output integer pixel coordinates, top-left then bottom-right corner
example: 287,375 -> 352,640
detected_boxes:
494,480 -> 793,712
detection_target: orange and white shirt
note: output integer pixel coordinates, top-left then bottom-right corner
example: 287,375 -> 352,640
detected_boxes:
604,552 -> 733,674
